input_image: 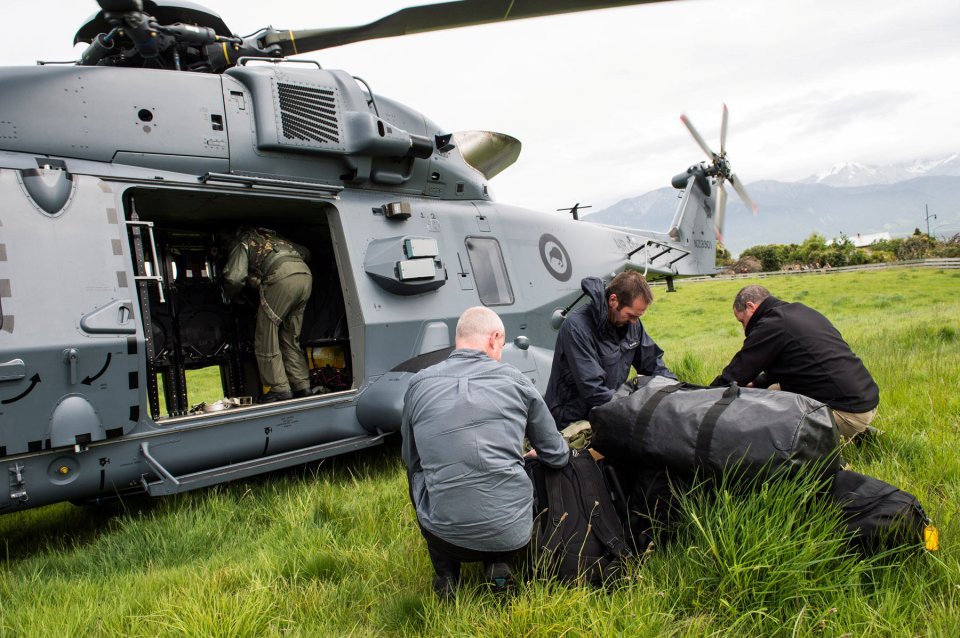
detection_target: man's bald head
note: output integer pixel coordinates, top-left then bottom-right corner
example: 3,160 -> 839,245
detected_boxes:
456,307 -> 506,361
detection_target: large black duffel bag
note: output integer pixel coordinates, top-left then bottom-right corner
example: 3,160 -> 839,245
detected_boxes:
590,376 -> 842,481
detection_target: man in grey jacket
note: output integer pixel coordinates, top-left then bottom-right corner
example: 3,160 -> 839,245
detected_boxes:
401,307 -> 569,597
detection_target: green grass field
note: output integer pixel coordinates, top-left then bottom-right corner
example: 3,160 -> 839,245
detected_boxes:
1,267 -> 958,637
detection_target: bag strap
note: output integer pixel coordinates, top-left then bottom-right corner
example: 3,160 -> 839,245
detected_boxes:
542,468 -> 568,553
694,383 -> 740,468
633,383 -> 683,446
602,464 -> 629,523
569,457 -> 629,557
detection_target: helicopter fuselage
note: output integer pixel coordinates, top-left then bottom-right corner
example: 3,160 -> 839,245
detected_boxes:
0,61 -> 716,513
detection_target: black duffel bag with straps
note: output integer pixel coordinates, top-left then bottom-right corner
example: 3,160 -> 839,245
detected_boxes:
525,451 -> 631,586
590,375 -> 843,481
828,470 -> 935,554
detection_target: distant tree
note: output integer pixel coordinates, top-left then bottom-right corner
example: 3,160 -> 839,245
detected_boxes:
869,237 -> 902,254
897,234 -> 935,260
847,248 -> 873,266
780,243 -> 802,266
715,242 -> 733,266
931,233 -> 960,258
738,233 -> 954,271
740,244 -> 783,272
866,249 -> 897,263
798,232 -> 829,267
824,233 -> 856,267
932,243 -> 960,258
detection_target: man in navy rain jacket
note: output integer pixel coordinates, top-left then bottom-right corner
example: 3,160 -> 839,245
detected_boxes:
545,271 -> 675,429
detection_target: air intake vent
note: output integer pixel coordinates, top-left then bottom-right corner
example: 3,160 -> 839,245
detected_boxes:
277,83 -> 340,144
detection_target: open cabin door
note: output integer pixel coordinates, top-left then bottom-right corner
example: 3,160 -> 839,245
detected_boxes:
122,188 -> 352,420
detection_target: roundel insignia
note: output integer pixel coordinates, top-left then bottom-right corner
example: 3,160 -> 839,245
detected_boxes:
539,233 -> 572,282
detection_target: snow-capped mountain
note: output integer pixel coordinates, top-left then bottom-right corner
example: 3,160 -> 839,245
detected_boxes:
801,154 -> 960,187
584,154 -> 960,254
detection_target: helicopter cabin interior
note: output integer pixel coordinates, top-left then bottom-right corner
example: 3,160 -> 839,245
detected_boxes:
122,188 -> 351,420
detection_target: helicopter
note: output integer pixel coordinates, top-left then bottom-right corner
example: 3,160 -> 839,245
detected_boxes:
0,0 -> 755,514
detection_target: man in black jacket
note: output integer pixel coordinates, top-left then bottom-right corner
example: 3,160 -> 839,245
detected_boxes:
546,271 -> 675,429
712,285 -> 879,441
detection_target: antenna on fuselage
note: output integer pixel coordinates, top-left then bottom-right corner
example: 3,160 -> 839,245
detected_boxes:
557,203 -> 592,221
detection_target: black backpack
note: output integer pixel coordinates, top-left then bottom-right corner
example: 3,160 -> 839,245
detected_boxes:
828,470 -> 931,554
525,452 -> 631,586
605,462 -> 691,549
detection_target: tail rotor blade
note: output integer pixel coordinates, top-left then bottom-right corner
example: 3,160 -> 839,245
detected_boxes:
680,114 -> 715,161
720,103 -> 728,156
730,173 -> 758,215
715,183 -> 727,241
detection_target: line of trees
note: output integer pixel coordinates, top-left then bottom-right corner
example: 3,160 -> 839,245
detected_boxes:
719,230 -> 960,272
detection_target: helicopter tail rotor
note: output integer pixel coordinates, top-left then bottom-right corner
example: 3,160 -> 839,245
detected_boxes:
679,104 -> 757,242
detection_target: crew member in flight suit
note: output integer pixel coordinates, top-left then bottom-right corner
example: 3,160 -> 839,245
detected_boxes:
222,227 -> 314,403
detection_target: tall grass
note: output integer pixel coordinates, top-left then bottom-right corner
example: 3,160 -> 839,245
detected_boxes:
1,267 -> 958,636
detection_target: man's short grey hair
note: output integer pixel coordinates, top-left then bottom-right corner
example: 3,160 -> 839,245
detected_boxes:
733,285 -> 771,312
455,306 -> 504,342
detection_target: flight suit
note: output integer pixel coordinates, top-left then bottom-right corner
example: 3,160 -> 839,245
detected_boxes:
222,228 -> 312,395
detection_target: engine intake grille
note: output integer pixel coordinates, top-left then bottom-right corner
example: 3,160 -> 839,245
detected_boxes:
277,83 -> 339,144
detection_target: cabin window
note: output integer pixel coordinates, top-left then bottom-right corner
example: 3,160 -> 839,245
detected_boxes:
465,237 -> 514,306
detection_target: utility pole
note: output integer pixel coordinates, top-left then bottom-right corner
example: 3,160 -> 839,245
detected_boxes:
925,204 -> 937,237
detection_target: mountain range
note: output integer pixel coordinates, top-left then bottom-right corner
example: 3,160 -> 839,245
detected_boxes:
583,154 -> 960,255
800,154 -> 960,187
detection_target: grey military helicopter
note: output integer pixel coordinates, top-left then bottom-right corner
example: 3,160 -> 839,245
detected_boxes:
0,0 -> 755,514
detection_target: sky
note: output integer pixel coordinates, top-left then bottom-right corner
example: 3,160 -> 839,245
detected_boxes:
3,0 -> 959,217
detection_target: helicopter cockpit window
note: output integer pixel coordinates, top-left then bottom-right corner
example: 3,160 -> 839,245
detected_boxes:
465,237 -> 514,306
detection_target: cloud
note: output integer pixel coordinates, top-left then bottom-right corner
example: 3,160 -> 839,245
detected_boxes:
795,91 -> 918,135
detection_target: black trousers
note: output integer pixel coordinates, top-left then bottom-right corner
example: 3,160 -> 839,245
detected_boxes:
418,524 -> 525,577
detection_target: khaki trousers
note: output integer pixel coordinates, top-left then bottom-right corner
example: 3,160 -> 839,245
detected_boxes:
832,407 -> 878,440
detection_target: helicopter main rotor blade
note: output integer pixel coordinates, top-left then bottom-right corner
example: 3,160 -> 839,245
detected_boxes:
729,173 -> 759,215
680,113 -> 715,161
266,0 -> 672,56
96,0 -> 143,10
719,103 -> 728,156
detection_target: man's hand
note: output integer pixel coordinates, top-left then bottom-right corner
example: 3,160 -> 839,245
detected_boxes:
523,449 -> 538,459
